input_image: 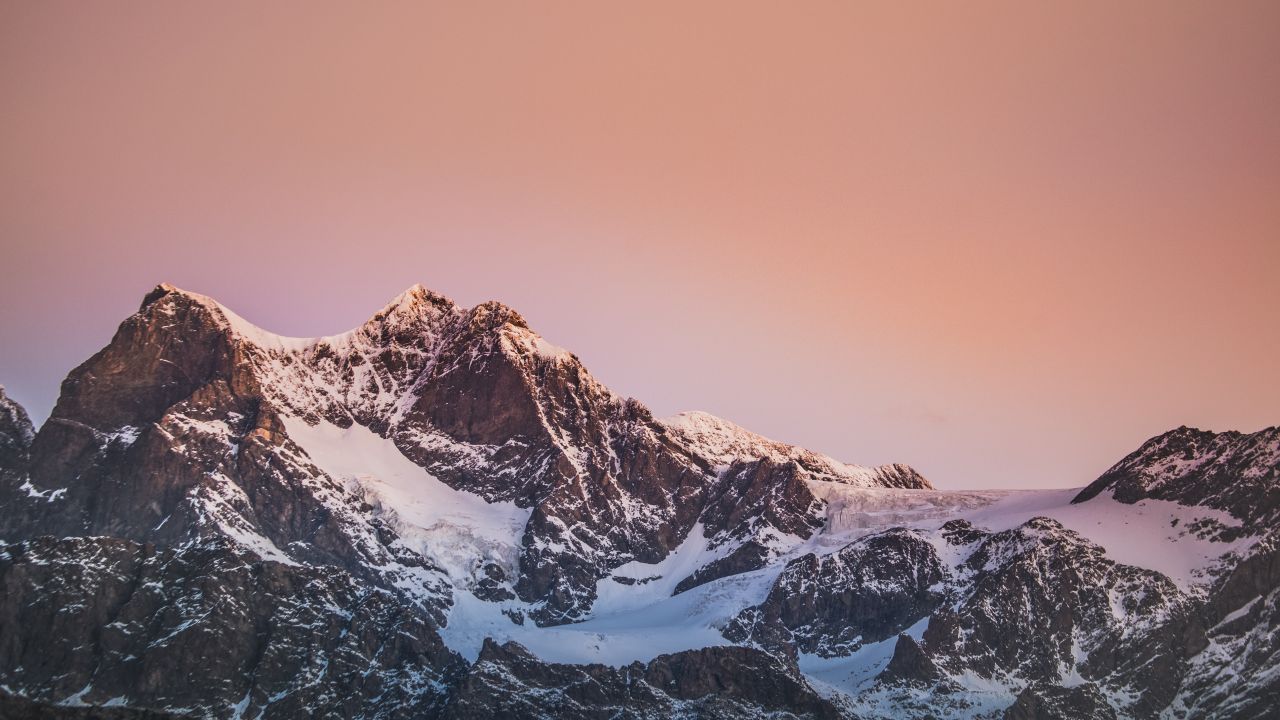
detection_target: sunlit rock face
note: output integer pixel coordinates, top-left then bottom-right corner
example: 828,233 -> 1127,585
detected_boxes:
1,284 -> 1276,719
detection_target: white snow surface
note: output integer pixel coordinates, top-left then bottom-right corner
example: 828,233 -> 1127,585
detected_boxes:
815,482 -> 1252,588
956,487 -> 1250,590
281,417 -> 530,587
266,412 -> 1255,676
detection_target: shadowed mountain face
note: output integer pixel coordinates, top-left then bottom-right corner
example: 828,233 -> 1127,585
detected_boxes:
1,284 -> 1276,719
1073,425 -> 1280,531
0,386 -> 34,469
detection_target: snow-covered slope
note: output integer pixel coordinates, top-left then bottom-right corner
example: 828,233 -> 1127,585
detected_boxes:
2,284 -> 1276,720
281,417 -> 531,590
663,411 -> 931,489
15,283 -> 912,628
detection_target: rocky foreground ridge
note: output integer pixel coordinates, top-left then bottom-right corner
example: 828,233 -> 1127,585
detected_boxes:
0,285 -> 1276,719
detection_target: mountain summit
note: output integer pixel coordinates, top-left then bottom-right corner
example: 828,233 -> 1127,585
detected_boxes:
1,284 -> 1275,719
6,284 -> 930,623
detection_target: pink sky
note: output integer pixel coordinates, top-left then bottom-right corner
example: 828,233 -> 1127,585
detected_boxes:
2,1 -> 1278,489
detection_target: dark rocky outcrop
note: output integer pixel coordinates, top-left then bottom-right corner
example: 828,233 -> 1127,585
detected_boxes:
1073,425 -> 1280,530
9,285 -> 914,627
725,528 -> 946,658
0,536 -> 466,719
879,634 -> 940,684
920,517 -> 1204,717
674,458 -> 828,594
440,640 -> 841,720
1002,684 -> 1117,720
0,386 -> 34,470
0,386 -> 41,539
0,691 -> 181,719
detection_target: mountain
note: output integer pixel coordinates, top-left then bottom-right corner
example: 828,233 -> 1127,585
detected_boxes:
1073,425 -> 1280,531
0,386 -> 34,469
1,284 -> 1276,719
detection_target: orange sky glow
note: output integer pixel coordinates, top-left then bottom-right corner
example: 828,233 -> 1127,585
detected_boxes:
2,1 -> 1278,488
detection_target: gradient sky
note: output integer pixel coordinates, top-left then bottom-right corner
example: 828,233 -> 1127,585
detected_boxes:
2,2 -> 1278,489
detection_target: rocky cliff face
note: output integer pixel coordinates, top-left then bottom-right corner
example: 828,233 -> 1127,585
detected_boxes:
0,284 -> 927,718
440,640 -> 841,720
0,386 -> 34,469
1,284 -> 1276,720
725,528 -> 946,658
0,536 -> 465,718
0,386 -> 38,520
717,427 -> 1280,719
1074,425 -> 1280,532
8,285 -> 922,626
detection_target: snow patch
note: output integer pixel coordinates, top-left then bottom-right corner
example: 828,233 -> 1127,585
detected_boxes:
800,617 -> 930,697
281,417 -> 531,587
961,488 -> 1253,589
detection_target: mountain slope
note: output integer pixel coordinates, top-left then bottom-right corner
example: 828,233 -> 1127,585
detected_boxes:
1,284 -> 1276,719
8,284 -> 932,625
1074,425 -> 1280,531
0,284 -> 929,717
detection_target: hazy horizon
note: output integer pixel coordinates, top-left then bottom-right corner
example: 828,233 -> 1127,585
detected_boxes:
3,2 -> 1278,490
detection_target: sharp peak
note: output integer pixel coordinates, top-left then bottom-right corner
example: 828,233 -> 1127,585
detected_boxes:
133,282 -> 554,353
368,287 -> 542,335
466,299 -> 530,331
140,282 -> 205,310
373,287 -> 542,337
141,281 -> 458,315
379,283 -> 458,314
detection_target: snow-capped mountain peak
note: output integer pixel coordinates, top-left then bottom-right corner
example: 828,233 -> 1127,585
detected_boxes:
2,284 -> 1276,720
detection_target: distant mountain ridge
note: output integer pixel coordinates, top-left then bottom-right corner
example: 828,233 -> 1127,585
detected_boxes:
0,284 -> 1276,719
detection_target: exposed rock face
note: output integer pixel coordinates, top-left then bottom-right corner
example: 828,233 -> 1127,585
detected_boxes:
673,458 -> 828,593
2,284 -> 1277,720
0,284 -> 913,718
0,691 -> 179,720
1074,425 -> 1280,530
0,386 -> 40,526
879,634 -> 939,684
1002,684 -> 1117,720
440,640 -> 841,720
9,284 -> 927,627
725,528 -> 946,657
919,518 -> 1204,717
0,536 -> 466,719
1165,528 -> 1280,719
0,386 -> 34,469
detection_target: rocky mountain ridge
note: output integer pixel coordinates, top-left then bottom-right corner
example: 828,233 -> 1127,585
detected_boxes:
1,284 -> 1276,719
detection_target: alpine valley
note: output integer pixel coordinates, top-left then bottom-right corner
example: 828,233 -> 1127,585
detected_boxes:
1,284 -> 1276,720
